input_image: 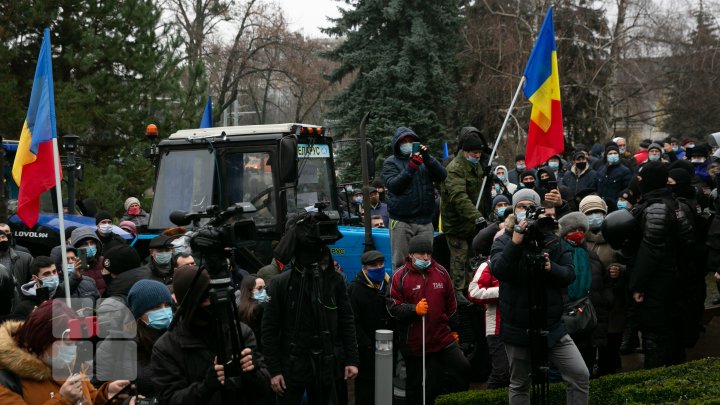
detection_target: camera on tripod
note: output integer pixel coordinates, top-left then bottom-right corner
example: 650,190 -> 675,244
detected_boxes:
522,205 -> 557,237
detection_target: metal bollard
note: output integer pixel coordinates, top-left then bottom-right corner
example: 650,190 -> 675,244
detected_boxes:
375,329 -> 393,405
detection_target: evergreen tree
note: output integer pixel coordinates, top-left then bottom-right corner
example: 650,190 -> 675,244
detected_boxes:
662,5 -> 720,139
324,0 -> 463,166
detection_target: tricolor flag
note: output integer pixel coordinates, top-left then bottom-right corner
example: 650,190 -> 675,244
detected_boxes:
12,28 -> 61,228
523,8 -> 564,168
200,96 -> 213,128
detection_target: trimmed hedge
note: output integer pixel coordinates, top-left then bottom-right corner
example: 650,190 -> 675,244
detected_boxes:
436,358 -> 720,405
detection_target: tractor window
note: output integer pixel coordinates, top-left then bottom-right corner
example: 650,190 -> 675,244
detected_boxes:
288,143 -> 336,213
223,151 -> 275,228
149,149 -> 215,230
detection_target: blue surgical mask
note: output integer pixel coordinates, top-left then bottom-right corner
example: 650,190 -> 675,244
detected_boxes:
648,154 -> 660,162
619,148 -> 626,155
86,246 -> 97,259
146,307 -> 173,330
516,164 -> 526,171
496,207 -> 506,218
607,154 -> 620,165
252,289 -> 269,302
548,161 -> 559,170
45,343 -> 77,368
672,146 -> 679,152
353,197 -> 363,204
466,156 -> 479,165
399,143 -> 413,156
586,212 -> 604,230
413,258 -> 431,270
516,210 -> 527,222
66,263 -> 74,273
494,184 -> 501,193
366,267 -> 386,283
497,175 -> 506,182
616,201 -> 629,210
154,251 -> 172,265
42,275 -> 59,290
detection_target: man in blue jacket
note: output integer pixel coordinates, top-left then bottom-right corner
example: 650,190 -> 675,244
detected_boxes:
382,127 -> 447,269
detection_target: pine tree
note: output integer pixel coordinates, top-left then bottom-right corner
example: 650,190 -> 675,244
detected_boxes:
324,0 -> 463,163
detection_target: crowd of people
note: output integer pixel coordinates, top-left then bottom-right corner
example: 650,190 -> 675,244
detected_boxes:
0,128 -> 719,405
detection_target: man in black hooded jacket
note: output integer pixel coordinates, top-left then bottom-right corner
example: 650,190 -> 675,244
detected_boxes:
262,212 -> 359,405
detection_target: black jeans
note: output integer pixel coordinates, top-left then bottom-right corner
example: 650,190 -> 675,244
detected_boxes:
403,344 -> 471,405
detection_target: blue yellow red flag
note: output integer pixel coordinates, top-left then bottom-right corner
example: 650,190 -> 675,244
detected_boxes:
522,8 -> 564,168
12,28 -> 61,228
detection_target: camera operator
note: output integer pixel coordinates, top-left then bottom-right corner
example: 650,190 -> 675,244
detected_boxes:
151,265 -> 271,405
489,189 -> 589,404
262,212 -> 359,405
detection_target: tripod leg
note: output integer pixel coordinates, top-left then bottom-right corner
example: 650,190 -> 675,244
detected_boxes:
422,315 -> 426,405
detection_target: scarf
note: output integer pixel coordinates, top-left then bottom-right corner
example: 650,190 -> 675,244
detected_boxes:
564,241 -> 592,301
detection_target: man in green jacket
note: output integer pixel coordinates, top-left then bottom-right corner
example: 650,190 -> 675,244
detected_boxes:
441,128 -> 486,291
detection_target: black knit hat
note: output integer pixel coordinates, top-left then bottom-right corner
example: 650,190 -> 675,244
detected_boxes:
618,188 -> 637,205
408,235 -> 433,254
103,245 -> 141,275
669,168 -> 692,189
515,154 -> 525,162
127,280 -> 172,319
95,211 -> 113,225
605,144 -> 619,155
462,135 -> 484,152
687,144 -> 709,158
638,161 -> 669,194
361,250 -> 385,265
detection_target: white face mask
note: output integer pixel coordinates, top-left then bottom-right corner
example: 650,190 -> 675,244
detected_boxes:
98,223 -> 113,236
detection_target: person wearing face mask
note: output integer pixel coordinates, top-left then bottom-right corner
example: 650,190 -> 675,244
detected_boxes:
0,300 -> 132,404
612,136 -> 638,172
12,257 -> 61,320
382,127 -> 447,269
579,196 -> 627,376
94,211 -> 127,253
348,250 -> 393,405
489,189 -> 589,403
145,235 -> 174,286
616,188 -> 636,211
686,145 -> 712,186
441,131 -> 488,291
120,197 -> 150,231
152,265 -> 271,405
95,279 -> 173,401
558,212 -> 612,378
597,143 -> 632,202
519,171 -> 538,191
494,165 -> 517,194
48,245 -> 100,305
507,154 -> 535,186
472,195 -> 511,258
388,236 -> 470,405
0,224 -> 33,286
0,223 -> 30,255
560,151 -> 598,201
70,227 -> 107,296
642,142 -> 665,165
544,154 -> 565,181
238,274 -> 269,352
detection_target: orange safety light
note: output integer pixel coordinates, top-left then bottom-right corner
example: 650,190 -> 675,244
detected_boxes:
146,124 -> 158,139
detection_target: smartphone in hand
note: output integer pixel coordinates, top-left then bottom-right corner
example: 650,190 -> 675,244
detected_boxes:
412,142 -> 421,154
548,180 -> 558,189
77,247 -> 88,271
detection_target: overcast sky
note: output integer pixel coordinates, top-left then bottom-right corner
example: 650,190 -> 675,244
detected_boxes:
276,0 -> 344,37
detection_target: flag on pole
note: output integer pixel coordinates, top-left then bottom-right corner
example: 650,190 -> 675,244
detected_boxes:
442,141 -> 449,160
200,96 -> 213,128
522,8 -> 564,169
12,28 -> 61,228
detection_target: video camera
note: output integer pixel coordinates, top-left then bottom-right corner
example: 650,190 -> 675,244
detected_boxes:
523,205 -> 557,237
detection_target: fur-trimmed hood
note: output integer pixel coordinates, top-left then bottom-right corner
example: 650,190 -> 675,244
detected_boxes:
0,320 -> 51,381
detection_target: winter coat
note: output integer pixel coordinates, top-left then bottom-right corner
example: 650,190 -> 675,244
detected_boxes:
0,320 -> 112,405
96,232 -> 126,253
585,231 -> 627,334
381,128 -> 447,225
70,228 -> 107,295
560,166 -> 598,197
596,163 -> 633,201
120,209 -> 150,229
2,249 -> 33,286
489,214 -> 575,348
347,271 -> 393,381
49,246 -> 100,305
441,153 -> 484,238
468,261 -> 500,336
151,320 -> 271,405
388,257 -> 457,356
261,263 -> 359,381
0,264 -> 15,316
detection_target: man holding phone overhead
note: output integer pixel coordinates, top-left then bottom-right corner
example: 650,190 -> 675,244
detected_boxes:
382,127 -> 447,269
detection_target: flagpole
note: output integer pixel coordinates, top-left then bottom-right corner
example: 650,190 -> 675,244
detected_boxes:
52,138 -> 70,306
476,76 -> 526,210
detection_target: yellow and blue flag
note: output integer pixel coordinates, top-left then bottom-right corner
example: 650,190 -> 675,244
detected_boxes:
12,28 -> 61,228
523,8 -> 564,168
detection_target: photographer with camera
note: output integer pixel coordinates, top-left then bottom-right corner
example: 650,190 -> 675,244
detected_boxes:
262,212 -> 358,405
151,265 -> 271,405
441,128 -> 488,292
489,189 -> 589,404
